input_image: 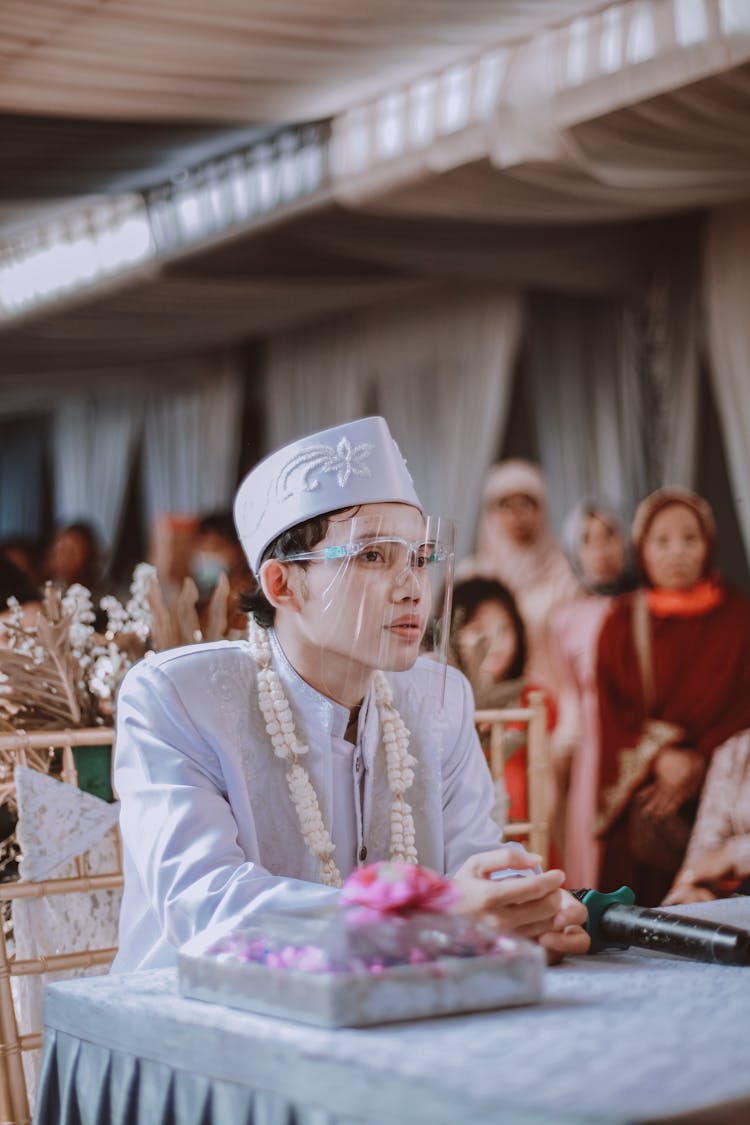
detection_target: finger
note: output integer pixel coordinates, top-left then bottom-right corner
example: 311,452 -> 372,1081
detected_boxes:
496,889 -> 565,928
514,919 -> 559,940
482,870 -> 564,908
661,887 -> 686,906
471,848 -> 543,879
540,926 -> 591,957
551,897 -> 588,931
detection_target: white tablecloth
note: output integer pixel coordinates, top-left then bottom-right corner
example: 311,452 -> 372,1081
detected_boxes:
34,899 -> 750,1125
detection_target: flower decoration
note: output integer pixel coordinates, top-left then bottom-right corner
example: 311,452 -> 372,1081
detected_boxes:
340,861 -> 459,915
0,559 -> 243,737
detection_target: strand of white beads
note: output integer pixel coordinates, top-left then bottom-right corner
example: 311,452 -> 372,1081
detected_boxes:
249,619 -> 419,883
250,618 -> 342,887
373,670 -> 418,864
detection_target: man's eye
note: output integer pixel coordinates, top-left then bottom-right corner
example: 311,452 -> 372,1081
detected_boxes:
415,543 -> 439,566
357,546 -> 386,564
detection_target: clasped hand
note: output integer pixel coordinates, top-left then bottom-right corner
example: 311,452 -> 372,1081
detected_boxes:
640,746 -> 706,820
452,846 -> 590,961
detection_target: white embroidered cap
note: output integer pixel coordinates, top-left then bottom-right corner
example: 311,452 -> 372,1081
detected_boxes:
234,416 -> 422,574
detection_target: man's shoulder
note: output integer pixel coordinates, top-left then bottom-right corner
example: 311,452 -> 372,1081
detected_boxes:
123,640 -> 254,691
389,659 -> 472,719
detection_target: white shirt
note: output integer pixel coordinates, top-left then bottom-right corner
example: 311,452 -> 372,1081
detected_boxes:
113,630 -> 503,971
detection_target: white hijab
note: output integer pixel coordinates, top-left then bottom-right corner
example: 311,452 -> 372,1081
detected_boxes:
463,460 -> 576,594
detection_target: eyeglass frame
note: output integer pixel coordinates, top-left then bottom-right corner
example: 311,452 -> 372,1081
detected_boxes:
275,535 -> 452,572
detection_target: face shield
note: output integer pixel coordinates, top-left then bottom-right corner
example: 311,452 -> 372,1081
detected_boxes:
273,505 -> 455,708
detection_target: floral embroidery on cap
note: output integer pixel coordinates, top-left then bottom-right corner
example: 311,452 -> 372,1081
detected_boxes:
278,437 -> 374,499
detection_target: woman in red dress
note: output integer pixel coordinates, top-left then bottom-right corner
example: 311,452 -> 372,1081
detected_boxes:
595,488 -> 750,905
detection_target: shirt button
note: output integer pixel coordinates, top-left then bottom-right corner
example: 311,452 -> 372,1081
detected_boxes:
359,846 -> 367,862
355,758 -> 361,773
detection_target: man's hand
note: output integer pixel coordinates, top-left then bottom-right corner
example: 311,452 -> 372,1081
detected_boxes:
452,847 -> 590,959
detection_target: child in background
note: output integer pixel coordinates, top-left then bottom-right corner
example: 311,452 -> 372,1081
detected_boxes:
449,577 -> 556,827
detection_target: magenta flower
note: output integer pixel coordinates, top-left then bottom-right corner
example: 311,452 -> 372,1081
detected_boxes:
340,861 -> 458,915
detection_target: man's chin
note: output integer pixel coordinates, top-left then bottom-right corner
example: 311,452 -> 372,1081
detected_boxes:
378,639 -> 422,672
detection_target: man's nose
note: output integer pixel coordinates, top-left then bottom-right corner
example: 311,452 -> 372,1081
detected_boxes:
391,559 -> 423,594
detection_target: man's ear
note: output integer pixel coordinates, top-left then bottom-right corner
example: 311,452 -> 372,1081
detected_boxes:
260,559 -> 302,612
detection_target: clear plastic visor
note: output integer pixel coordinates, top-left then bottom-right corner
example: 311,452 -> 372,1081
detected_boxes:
276,509 -> 455,707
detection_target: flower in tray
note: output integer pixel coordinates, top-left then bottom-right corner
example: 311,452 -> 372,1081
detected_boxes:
340,861 -> 459,916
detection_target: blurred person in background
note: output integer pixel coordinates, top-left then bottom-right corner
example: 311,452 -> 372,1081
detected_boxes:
43,520 -> 104,594
457,459 -> 580,689
595,488 -> 750,905
550,501 -> 634,887
0,552 -> 42,634
0,535 -> 44,586
663,728 -> 750,905
449,576 -> 556,832
188,510 -> 255,635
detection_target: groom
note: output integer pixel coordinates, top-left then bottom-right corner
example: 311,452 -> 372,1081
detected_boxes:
113,416 -> 587,970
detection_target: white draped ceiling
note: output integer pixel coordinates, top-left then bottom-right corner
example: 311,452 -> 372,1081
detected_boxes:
1,1 -> 749,582
0,2 -> 609,123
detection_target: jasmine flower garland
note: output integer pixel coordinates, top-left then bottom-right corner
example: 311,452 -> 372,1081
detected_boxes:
248,618 -> 418,888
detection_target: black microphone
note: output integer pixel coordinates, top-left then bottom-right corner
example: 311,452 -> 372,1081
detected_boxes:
572,886 -> 750,966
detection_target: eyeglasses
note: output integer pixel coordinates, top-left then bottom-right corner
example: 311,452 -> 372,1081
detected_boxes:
278,536 -> 451,573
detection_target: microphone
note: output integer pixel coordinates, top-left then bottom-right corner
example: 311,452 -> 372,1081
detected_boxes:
572,886 -> 750,966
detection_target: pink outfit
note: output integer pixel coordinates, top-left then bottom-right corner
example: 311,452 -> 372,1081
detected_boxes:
682,728 -> 750,878
550,595 -> 613,888
458,460 -> 580,688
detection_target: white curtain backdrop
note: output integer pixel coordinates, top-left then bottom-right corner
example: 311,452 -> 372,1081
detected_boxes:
142,353 -> 244,527
263,287 -> 523,560
372,289 -> 524,559
650,245 -> 702,489
263,324 -> 372,451
524,294 -> 648,531
51,394 -> 143,552
704,201 -> 750,563
0,418 -> 44,537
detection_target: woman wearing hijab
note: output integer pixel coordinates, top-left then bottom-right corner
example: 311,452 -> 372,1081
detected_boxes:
457,460 -> 580,691
595,488 -> 750,905
550,502 -> 634,887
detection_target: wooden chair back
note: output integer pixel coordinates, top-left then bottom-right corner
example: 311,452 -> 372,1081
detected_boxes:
475,691 -> 550,863
0,728 -> 122,1125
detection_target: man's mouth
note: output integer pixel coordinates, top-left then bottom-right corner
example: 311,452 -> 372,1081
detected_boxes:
387,616 -> 422,639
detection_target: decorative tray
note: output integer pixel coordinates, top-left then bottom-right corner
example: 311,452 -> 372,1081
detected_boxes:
178,906 -> 545,1028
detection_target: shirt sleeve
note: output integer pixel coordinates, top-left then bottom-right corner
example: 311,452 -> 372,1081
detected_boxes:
439,669 -> 518,876
684,732 -> 750,877
115,658 -> 338,963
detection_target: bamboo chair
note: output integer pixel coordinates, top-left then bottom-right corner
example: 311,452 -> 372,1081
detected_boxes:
0,728 -> 122,1125
475,691 -> 550,864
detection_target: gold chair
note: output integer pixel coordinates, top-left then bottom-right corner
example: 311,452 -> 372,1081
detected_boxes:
475,691 -> 550,863
0,728 -> 122,1125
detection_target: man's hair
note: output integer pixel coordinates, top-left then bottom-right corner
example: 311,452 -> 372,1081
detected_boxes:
238,514 -> 330,628
239,504 -> 364,627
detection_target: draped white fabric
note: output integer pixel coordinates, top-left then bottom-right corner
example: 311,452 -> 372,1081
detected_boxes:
52,394 -> 142,550
142,353 -> 244,525
649,244 -> 702,489
372,290 -> 524,558
524,294 -> 648,531
263,288 -> 523,559
263,324 -> 372,451
12,766 -> 122,1111
0,1 -> 609,124
0,418 -> 44,536
334,6 -> 750,224
704,201 -> 750,561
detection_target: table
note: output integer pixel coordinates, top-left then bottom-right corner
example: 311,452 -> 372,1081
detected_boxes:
34,899 -> 750,1125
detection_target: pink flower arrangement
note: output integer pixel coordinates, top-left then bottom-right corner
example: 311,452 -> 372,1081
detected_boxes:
340,861 -> 459,915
